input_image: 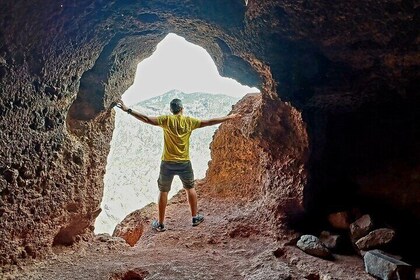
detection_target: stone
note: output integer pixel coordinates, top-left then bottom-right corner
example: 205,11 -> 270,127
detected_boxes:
296,235 -> 332,259
327,212 -> 351,230
113,209 -> 149,247
319,231 -> 342,251
356,228 -> 396,250
364,250 -> 415,280
350,214 -> 374,241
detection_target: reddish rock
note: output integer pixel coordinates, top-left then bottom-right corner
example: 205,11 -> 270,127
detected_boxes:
350,214 -> 374,241
113,208 -> 152,247
205,92 -> 309,235
328,212 -> 351,230
355,228 -> 396,251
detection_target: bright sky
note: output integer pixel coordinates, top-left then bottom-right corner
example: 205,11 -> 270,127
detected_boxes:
122,33 -> 259,105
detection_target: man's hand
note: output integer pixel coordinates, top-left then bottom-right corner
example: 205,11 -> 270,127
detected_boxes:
115,99 -> 159,126
116,99 -> 128,112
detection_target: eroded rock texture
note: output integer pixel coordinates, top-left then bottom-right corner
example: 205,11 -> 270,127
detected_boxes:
0,0 -> 419,266
204,90 -> 308,234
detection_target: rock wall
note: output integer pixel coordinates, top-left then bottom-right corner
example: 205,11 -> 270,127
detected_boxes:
205,89 -> 308,234
1,0 -> 419,266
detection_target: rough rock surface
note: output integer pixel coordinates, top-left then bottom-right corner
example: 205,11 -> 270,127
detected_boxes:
0,0 -> 419,271
112,206 -> 152,247
364,250 -> 415,280
297,234 -> 332,259
350,214 -> 375,241
355,228 -> 396,251
2,189 -> 375,279
204,91 -> 308,234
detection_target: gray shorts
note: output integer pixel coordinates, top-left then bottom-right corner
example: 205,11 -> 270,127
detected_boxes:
157,161 -> 195,192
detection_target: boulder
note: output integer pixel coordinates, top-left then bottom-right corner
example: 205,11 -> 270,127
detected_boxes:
356,228 -> 395,251
350,214 -> 374,241
364,249 -> 414,280
297,235 -> 332,259
327,212 -> 351,230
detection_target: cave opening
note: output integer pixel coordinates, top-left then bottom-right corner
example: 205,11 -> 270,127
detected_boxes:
94,33 -> 259,234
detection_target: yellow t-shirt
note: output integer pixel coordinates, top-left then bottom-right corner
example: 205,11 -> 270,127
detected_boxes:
157,115 -> 201,161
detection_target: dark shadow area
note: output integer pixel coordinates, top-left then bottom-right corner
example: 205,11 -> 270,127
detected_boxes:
297,84 -> 420,265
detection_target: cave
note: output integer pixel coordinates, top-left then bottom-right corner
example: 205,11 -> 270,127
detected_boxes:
0,0 -> 419,278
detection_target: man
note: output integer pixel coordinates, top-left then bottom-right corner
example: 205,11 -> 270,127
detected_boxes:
116,98 -> 239,232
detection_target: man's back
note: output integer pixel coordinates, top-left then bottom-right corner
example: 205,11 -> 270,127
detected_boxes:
157,114 -> 201,161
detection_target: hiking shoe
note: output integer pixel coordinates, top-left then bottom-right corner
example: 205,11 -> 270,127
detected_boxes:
151,219 -> 166,232
192,214 -> 204,226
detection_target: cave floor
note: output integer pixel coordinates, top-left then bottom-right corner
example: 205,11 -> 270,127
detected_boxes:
2,190 -> 380,280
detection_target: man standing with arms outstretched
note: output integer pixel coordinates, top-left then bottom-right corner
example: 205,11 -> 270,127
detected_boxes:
116,98 -> 239,232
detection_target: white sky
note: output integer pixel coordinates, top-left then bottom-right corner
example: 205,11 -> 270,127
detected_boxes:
122,33 -> 259,105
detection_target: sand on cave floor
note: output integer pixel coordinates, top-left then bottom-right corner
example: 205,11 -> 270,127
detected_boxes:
2,189 -> 383,280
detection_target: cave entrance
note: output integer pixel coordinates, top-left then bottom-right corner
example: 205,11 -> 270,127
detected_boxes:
94,33 -> 259,234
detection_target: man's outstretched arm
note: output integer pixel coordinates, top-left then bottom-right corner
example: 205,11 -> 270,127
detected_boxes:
199,113 -> 240,128
115,99 -> 159,126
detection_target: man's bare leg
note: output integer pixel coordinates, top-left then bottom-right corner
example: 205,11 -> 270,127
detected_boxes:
158,191 -> 168,224
185,187 -> 198,217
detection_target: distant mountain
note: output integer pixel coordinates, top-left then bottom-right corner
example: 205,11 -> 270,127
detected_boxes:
94,90 -> 240,234
135,89 -> 237,118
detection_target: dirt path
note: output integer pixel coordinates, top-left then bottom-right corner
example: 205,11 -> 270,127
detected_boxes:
2,192 -> 377,280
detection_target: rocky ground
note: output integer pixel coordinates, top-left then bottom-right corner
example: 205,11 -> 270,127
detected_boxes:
1,182 -> 396,280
